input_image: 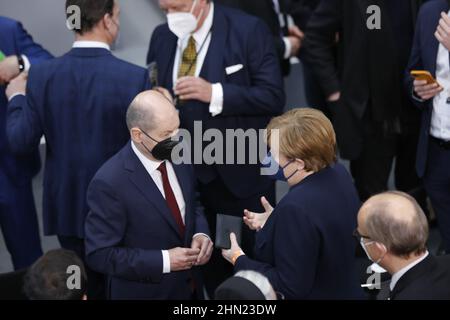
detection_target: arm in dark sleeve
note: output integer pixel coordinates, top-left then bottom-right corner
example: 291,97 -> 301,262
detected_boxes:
303,0 -> 341,98
13,21 -> 53,63
405,8 -> 427,110
6,70 -> 44,155
234,204 -> 320,299
85,178 -> 163,283
221,20 -> 285,117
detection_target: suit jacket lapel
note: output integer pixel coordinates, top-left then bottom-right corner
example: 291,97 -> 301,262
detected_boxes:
428,1 -> 449,76
124,143 -> 182,240
390,255 -> 436,300
160,32 -> 178,94
172,164 -> 194,244
200,5 -> 228,84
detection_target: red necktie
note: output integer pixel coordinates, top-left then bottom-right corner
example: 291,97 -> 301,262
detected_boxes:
157,162 -> 185,237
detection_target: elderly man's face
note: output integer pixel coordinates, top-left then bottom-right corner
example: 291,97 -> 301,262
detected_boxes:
159,0 -> 205,15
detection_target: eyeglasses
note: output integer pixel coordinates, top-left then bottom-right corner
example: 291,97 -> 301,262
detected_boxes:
352,229 -> 371,242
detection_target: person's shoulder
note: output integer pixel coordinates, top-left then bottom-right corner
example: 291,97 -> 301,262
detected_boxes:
418,0 -> 447,18
91,144 -> 130,185
109,55 -> 147,74
150,23 -> 172,42
0,16 -> 20,31
216,3 -> 265,31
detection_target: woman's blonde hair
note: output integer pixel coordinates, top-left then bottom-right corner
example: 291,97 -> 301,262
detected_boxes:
267,108 -> 337,172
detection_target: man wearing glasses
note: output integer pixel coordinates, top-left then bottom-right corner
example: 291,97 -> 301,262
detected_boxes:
356,191 -> 450,300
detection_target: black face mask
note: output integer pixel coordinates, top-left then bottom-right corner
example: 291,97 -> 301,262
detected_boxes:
140,129 -> 179,161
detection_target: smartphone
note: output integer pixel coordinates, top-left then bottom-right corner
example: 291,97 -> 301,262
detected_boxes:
410,70 -> 440,86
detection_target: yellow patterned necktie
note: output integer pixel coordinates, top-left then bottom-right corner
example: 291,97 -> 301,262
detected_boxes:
178,36 -> 197,79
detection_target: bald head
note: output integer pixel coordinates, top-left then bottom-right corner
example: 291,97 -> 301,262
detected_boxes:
126,90 -> 177,132
358,191 -> 429,258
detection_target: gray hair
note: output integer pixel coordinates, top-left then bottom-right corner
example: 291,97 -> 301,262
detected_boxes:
364,191 -> 429,258
235,271 -> 277,300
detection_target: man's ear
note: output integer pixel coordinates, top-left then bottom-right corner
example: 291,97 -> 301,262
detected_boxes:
374,242 -> 387,256
130,128 -> 143,143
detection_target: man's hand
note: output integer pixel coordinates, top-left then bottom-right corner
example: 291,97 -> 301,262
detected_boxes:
174,76 -> 212,103
0,56 -> 20,85
168,247 -> 200,272
289,25 -> 305,41
154,86 -> 174,104
287,25 -> 304,57
413,79 -> 443,101
6,73 -> 27,100
327,91 -> 341,102
191,235 -> 213,266
243,197 -> 274,231
436,12 -> 450,51
221,233 -> 244,265
287,36 -> 301,57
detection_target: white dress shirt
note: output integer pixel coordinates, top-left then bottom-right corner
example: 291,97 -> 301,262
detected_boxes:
389,251 -> 429,292
432,22 -> 450,141
72,40 -> 111,51
131,142 -> 209,274
172,2 -> 223,116
272,0 -> 292,59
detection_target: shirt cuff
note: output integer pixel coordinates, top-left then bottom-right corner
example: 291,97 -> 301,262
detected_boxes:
209,83 -> 224,117
283,37 -> 292,59
162,250 -> 170,274
8,93 -> 25,102
193,233 -> 211,242
21,55 -> 31,73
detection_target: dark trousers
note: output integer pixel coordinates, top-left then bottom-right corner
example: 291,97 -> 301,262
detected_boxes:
0,170 -> 42,270
349,118 -> 427,209
198,178 -> 275,299
423,138 -> 450,253
58,236 -> 105,300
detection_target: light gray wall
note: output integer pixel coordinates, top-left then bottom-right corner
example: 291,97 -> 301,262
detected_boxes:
0,0 -> 165,66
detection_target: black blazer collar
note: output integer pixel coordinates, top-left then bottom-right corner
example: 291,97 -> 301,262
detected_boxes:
67,47 -> 112,57
390,255 -> 437,299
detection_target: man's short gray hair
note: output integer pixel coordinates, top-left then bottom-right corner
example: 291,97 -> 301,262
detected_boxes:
365,191 -> 429,258
235,270 -> 277,300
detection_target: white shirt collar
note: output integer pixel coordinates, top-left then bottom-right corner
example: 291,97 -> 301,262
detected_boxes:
390,251 -> 429,291
131,141 -> 163,174
179,2 -> 214,48
73,41 -> 110,51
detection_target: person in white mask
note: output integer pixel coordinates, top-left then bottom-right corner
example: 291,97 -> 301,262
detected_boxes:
355,191 -> 450,300
147,0 -> 285,298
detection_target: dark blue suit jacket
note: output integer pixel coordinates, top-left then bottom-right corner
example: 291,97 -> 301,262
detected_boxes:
7,47 -> 149,238
0,16 -> 52,185
147,4 -> 285,198
85,142 -> 210,300
235,163 -> 363,299
406,0 -> 449,178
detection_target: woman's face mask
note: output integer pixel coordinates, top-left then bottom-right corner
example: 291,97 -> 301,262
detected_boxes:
263,152 -> 299,182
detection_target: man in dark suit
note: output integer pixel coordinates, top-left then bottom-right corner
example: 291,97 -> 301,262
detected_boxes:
0,16 -> 52,270
356,191 -> 450,300
215,0 -> 305,76
147,0 -> 285,295
85,91 -> 212,300
406,0 -> 450,254
5,0 -> 149,298
304,0 -> 427,206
